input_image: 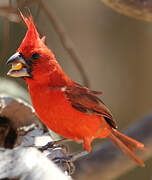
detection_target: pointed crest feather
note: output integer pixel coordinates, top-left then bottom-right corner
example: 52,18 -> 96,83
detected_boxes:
18,11 -> 46,53
19,11 -> 30,27
19,11 -> 39,38
41,36 -> 46,43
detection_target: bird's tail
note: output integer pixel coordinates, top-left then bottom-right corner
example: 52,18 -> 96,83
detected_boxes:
108,129 -> 146,166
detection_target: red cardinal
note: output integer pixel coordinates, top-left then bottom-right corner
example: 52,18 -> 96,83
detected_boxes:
7,13 -> 145,166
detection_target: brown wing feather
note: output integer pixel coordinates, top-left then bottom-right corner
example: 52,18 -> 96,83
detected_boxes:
65,84 -> 117,129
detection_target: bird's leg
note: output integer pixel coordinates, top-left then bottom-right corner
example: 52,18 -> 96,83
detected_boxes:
38,138 -> 78,175
39,138 -> 69,152
52,150 -> 89,175
39,139 -> 89,175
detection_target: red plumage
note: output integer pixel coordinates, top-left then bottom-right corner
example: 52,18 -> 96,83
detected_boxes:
7,13 -> 146,166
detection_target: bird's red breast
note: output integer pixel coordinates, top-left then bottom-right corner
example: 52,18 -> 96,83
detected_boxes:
28,82 -> 111,151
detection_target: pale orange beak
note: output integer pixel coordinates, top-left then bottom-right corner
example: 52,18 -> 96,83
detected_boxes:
6,52 -> 30,77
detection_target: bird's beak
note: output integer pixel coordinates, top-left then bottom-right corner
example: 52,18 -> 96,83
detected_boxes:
6,52 -> 30,77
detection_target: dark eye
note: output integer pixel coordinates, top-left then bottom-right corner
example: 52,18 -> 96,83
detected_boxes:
31,53 -> 40,59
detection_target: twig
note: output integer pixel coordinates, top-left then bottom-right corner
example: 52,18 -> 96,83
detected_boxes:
102,0 -> 152,22
34,2 -> 41,24
39,0 -> 90,87
74,114 -> 152,180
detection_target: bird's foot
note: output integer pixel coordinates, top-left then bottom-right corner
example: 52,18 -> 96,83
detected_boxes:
38,138 -> 68,152
38,140 -> 89,175
53,156 -> 75,175
52,150 -> 88,175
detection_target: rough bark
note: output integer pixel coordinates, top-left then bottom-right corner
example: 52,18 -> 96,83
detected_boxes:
0,147 -> 72,180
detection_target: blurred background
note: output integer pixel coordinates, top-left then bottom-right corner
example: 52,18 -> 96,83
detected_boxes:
0,0 -> 152,179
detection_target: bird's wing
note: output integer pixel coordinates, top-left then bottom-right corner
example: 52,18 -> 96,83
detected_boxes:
64,84 -> 117,129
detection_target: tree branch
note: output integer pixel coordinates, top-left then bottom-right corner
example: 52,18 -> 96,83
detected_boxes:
102,0 -> 152,22
0,147 -> 72,180
39,0 -> 90,87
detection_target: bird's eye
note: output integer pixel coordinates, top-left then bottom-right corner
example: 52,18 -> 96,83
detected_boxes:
31,53 -> 40,60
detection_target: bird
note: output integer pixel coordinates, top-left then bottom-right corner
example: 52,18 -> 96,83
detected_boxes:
7,12 -> 145,166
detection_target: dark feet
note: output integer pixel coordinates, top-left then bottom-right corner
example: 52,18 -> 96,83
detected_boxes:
38,140 -> 89,175
38,138 -> 68,152
52,156 -> 75,175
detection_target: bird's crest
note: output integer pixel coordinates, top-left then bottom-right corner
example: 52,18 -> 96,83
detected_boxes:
18,11 -> 45,52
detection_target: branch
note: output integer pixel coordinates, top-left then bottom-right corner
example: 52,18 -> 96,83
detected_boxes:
39,0 -> 90,87
102,0 -> 152,22
0,147 -> 72,180
74,114 -> 152,180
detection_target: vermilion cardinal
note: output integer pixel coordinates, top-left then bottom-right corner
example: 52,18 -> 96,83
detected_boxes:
7,13 -> 145,166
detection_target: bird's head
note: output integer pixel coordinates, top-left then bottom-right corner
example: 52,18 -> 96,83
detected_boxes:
7,12 -> 58,83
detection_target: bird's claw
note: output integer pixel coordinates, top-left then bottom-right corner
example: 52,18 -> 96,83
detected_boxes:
38,141 -> 88,175
52,156 -> 75,175
38,141 -> 56,151
38,141 -> 68,152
